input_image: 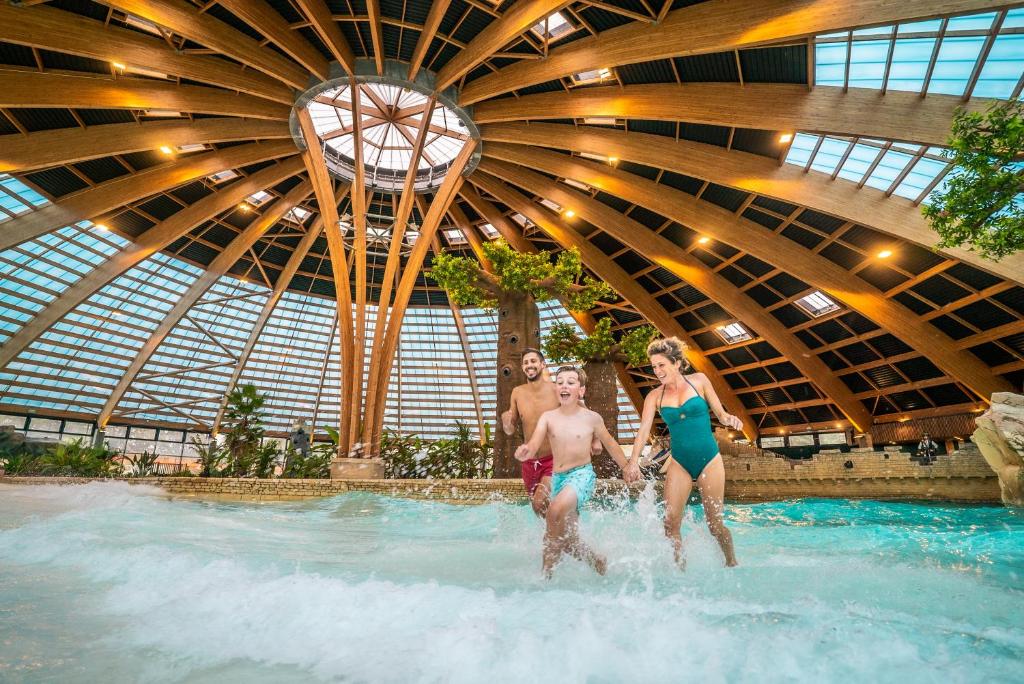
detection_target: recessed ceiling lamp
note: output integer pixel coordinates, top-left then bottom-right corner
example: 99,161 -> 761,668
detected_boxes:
697,236 -> 710,244
779,133 -> 794,144
877,249 -> 893,258
563,209 -> 575,218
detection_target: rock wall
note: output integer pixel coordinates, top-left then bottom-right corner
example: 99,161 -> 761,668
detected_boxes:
973,392 -> 1024,506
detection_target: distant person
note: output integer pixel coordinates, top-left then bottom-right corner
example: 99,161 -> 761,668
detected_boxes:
515,366 -> 637,578
626,337 -> 743,569
917,433 -> 938,465
289,419 -> 311,458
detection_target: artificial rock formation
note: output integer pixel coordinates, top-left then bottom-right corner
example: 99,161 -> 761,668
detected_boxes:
973,392 -> 1024,505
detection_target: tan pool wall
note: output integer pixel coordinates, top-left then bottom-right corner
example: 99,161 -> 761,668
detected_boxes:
1,447 -> 999,503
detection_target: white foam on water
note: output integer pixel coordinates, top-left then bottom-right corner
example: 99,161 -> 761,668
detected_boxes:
1,483 -> 1022,683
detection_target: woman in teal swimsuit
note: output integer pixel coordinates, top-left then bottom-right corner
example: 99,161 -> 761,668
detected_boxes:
626,337 -> 742,567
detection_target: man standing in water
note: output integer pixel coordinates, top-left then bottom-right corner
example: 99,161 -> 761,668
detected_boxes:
502,349 -> 558,517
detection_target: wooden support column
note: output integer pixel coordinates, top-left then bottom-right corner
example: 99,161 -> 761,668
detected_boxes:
296,108 -> 355,455
0,158 -> 305,371
478,122 -> 1024,283
97,0 -> 311,89
210,183 -> 348,433
0,3 -> 293,103
482,144 -> 1012,403
0,140 -> 297,252
365,141 -> 478,452
0,118 -> 290,174
470,171 -> 758,440
97,181 -> 313,428
479,157 -> 872,431
347,81 -> 369,452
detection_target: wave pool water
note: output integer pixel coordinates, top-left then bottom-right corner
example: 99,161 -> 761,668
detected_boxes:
1,482 -> 1022,683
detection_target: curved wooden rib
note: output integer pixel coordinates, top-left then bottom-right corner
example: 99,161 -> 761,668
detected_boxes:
479,122 -> 1024,284
216,0 -> 329,81
361,97 -> 436,450
0,71 -> 292,120
210,182 -> 350,433
459,0 -> 1005,104
470,171 -> 759,439
0,118 -> 291,173
366,0 -> 385,75
0,140 -> 298,252
407,0 -> 451,80
0,3 -> 293,104
347,83 -> 369,452
366,141 -> 478,450
297,108 -> 355,454
482,144 -> 1012,402
97,180 -> 314,427
472,84 -> 993,146
97,0 -> 310,90
478,158 -> 872,431
0,158 -> 305,371
293,0 -> 356,75
435,0 -> 568,90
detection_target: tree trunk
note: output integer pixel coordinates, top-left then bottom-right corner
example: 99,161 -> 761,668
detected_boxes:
493,290 -> 540,478
583,358 -> 620,477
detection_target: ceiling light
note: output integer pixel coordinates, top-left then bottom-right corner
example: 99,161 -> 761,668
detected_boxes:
697,236 -> 710,244
111,61 -> 127,71
238,202 -> 251,212
877,249 -> 892,259
607,156 -> 618,164
563,209 -> 575,218
159,145 -> 173,155
94,223 -> 109,231
779,133 -> 794,144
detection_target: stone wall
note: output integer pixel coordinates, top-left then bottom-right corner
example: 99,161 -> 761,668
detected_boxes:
1,447 -> 999,503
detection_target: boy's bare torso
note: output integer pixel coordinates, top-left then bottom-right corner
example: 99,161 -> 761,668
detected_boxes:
544,406 -> 600,473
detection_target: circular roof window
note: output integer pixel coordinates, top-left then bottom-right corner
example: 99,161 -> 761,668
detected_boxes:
305,80 -> 474,193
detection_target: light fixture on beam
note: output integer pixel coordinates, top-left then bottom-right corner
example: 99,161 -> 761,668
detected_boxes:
779,133 -> 794,144
94,223 -> 109,231
563,209 -> 575,218
159,145 -> 173,155
877,249 -> 893,259
697,236 -> 710,244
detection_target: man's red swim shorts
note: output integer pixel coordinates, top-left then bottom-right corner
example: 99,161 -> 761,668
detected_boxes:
521,454 -> 554,495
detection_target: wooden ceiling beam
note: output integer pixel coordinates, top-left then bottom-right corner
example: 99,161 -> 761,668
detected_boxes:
216,0 -> 330,80
97,180 -> 314,427
0,70 -> 291,120
0,158 -> 304,372
211,183 -> 349,433
0,118 -> 291,173
0,3 -> 292,103
472,83 -> 995,147
470,171 -> 760,438
96,0 -> 310,89
479,158 -> 873,431
0,140 -> 298,252
297,108 -> 355,454
293,0 -> 357,75
366,0 -> 385,75
482,143 -> 1013,403
435,0 -> 567,90
407,0 -> 451,80
459,0 -> 1007,104
366,141 -> 477,450
479,122 -> 1024,284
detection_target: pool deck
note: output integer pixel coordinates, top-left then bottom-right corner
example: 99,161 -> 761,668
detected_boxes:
0,449 -> 1000,504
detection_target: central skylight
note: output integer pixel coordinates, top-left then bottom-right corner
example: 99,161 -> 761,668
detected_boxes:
307,81 -> 473,193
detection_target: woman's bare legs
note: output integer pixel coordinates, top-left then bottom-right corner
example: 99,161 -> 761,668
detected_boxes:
695,455 -> 737,567
663,459 -> 694,569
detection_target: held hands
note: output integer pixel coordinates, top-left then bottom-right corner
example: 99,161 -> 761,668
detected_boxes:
721,413 -> 743,431
622,460 -> 642,483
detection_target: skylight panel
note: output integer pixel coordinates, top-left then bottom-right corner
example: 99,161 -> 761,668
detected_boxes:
246,190 -> 272,206
479,223 -> 499,239
531,11 -> 572,39
443,228 -> 467,245
284,206 -> 311,224
123,13 -> 162,35
795,291 -> 840,317
539,198 -> 562,213
571,67 -> 613,85
175,143 -> 207,153
562,178 -> 592,192
715,322 -> 752,345
207,170 -> 238,183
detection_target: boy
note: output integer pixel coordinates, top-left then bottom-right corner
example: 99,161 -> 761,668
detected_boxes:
515,366 -> 638,578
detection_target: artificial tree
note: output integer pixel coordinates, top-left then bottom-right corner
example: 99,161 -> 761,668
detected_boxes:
430,240 -> 611,477
924,99 -> 1024,261
543,317 -> 658,475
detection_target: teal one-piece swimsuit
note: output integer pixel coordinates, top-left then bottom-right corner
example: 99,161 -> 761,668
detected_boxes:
658,375 -> 720,478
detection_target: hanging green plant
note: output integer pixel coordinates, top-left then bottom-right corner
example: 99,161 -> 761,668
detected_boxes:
428,240 -> 612,312
923,99 -> 1024,261
542,317 -> 658,365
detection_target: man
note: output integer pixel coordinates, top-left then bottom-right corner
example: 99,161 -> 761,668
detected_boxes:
502,348 -> 559,517
917,432 -> 939,465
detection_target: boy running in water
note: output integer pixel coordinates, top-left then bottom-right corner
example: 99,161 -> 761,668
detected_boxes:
515,366 -> 637,578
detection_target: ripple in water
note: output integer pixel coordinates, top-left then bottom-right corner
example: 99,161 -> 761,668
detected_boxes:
1,482 -> 1022,683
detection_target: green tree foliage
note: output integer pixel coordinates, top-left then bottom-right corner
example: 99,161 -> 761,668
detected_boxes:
542,318 -> 658,366
924,99 -> 1024,260
192,384 -> 283,478
0,432 -> 117,478
429,240 -> 612,311
379,423 -> 493,479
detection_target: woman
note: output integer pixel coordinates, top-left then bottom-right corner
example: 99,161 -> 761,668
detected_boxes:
625,337 -> 742,567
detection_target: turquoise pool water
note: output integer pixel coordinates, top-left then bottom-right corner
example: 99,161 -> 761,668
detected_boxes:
1,482 -> 1022,683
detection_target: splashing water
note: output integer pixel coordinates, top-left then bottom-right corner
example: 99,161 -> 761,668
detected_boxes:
1,482 -> 1022,683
